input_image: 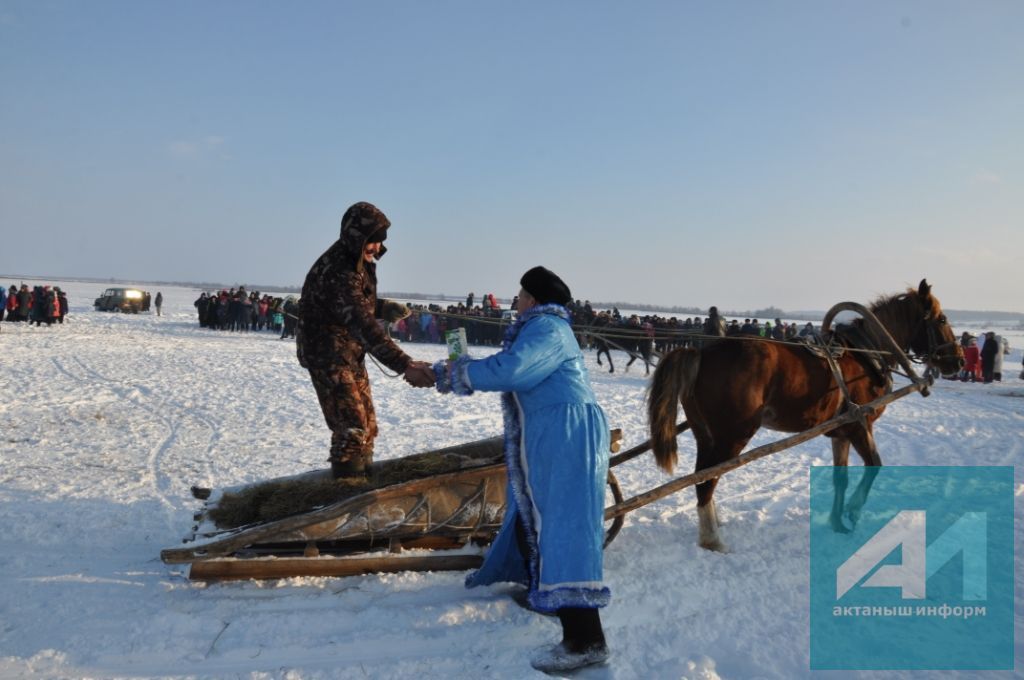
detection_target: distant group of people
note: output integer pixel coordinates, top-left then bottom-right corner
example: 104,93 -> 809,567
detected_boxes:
385,298 -> 825,373
957,330 -> 1011,383
193,288 -> 298,338
390,302 -> 509,347
1,284 -> 68,326
571,303 -> 817,356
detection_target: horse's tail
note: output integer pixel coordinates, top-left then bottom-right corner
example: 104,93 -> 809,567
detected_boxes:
647,347 -> 701,474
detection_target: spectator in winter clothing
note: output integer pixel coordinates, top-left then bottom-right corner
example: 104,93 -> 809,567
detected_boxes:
257,296 -> 269,330
991,334 -> 1008,381
0,286 -> 6,323
297,202 -> 433,477
974,333 -> 999,385
961,338 -> 981,382
16,285 -> 30,321
434,266 -> 611,673
194,292 -> 210,327
226,293 -> 240,331
46,287 -> 59,325
30,286 -> 46,326
56,288 -> 68,323
281,296 -> 299,339
980,331 -> 998,383
702,306 -> 726,340
5,285 -> 16,321
154,291 -> 163,316
237,292 -> 252,332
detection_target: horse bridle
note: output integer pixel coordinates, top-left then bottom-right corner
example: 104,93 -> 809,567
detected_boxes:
910,311 -> 960,366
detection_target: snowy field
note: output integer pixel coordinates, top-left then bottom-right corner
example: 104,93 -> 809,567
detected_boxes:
0,280 -> 1021,680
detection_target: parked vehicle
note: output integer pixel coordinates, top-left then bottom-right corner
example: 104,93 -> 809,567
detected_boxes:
94,287 -> 151,313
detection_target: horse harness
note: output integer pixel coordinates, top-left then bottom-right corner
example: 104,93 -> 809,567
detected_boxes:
799,325 -> 891,419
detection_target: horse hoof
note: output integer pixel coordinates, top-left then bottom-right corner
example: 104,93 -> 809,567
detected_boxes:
699,539 -> 729,553
830,517 -> 851,534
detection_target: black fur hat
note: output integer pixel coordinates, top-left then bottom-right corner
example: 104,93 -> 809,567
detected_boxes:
520,266 -> 572,306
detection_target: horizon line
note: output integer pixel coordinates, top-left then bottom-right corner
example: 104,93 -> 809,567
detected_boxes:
2,272 -> 1022,319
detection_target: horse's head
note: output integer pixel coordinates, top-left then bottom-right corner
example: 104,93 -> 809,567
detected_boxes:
907,279 -> 963,377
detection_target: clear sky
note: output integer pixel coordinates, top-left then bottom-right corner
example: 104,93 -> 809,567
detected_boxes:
1,1 -> 1021,312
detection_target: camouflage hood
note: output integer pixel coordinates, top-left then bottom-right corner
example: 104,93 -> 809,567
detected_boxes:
339,202 -> 390,271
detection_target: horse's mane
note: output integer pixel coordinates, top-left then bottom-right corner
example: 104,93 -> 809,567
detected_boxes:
856,286 -> 938,357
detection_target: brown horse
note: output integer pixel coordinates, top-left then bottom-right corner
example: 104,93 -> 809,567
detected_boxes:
647,279 -> 963,551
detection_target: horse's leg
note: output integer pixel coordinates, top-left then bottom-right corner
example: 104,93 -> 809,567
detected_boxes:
625,352 -> 636,373
829,437 -> 852,533
694,428 -> 757,553
845,426 -> 882,528
695,477 -> 725,552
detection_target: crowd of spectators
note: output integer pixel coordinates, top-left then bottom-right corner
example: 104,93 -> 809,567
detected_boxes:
956,330 -> 1011,383
187,285 -> 830,354
181,287 -> 1020,385
383,295 -> 823,358
391,302 -> 508,346
569,301 -> 816,353
2,283 -> 68,326
193,288 -> 298,338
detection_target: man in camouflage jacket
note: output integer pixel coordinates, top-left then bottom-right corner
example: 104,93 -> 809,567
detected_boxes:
298,202 -> 434,477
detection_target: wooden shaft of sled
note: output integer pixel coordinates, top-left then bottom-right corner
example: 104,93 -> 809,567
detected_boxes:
188,554 -> 484,582
609,421 -> 689,468
604,382 -> 923,520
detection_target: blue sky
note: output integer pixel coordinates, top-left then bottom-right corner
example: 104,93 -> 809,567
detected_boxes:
1,1 -> 1021,311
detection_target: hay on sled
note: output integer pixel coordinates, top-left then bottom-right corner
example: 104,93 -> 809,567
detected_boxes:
207,445 -> 500,529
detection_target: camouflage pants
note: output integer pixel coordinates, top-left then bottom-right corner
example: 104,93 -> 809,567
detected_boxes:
308,363 -> 377,468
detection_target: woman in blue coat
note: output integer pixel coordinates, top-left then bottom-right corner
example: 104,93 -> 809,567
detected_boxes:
435,266 -> 610,673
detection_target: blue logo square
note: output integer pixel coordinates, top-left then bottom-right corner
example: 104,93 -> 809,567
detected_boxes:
809,466 -> 1013,670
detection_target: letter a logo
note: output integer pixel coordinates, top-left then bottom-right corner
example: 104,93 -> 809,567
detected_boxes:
837,510 -> 926,599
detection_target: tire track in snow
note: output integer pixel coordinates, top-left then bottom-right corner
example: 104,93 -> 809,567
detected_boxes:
52,357 -> 175,509
54,356 -> 218,519
71,356 -> 220,514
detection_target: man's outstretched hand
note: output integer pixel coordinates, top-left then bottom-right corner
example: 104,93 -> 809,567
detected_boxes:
403,361 -> 436,388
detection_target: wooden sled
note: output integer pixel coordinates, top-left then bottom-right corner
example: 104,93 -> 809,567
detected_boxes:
162,430 -> 623,581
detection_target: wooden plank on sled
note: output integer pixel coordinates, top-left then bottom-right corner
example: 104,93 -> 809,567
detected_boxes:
189,553 -> 484,582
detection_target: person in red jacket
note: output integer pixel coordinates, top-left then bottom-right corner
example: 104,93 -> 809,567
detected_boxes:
960,337 -> 981,382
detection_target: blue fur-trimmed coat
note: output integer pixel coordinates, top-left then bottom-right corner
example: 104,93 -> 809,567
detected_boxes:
434,304 -> 610,612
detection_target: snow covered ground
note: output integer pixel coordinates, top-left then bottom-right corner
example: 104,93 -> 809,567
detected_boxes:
0,280 -> 1020,679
